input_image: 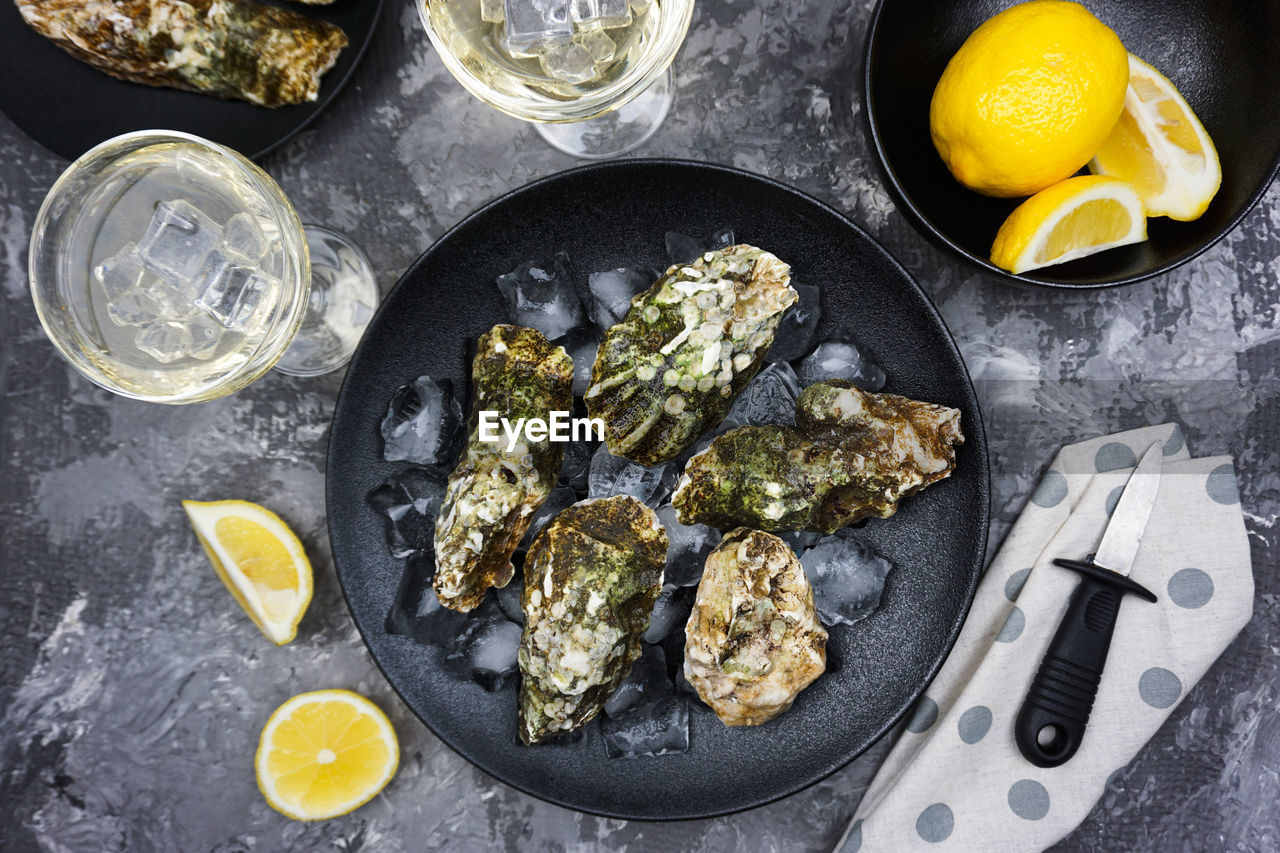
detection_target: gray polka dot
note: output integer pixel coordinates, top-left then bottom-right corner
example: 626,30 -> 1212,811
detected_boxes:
916,803 -> 954,843
906,696 -> 939,733
1008,779 -> 1050,820
1139,667 -> 1182,709
1163,426 -> 1185,456
1031,469 -> 1067,508
1105,485 -> 1124,516
1206,464 -> 1239,505
996,606 -> 1025,642
843,819 -> 862,852
1095,442 -> 1137,473
1004,568 -> 1031,601
1168,568 -> 1214,609
957,705 -> 992,744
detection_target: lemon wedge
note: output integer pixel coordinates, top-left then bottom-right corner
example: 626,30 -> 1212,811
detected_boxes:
990,175 -> 1148,274
256,689 -> 399,821
182,499 -> 313,645
1090,53 -> 1221,220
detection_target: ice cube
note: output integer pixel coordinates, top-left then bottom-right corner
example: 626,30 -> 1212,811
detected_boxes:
386,554 -> 470,646
572,0 -> 629,26
588,445 -> 672,506
728,361 -> 801,427
601,645 -> 690,758
135,321 -> 192,363
555,328 -> 599,397
107,288 -> 165,328
367,468 -> 448,558
221,212 -> 269,261
604,642 -> 670,717
95,244 -> 146,300
482,0 -> 504,22
573,26 -> 616,63
539,40 -> 597,84
766,282 -> 821,363
495,252 -> 586,341
137,199 -> 222,283
194,250 -> 271,329
665,227 -> 734,265
779,529 -> 822,555
586,266 -> 658,330
188,314 -> 224,360
519,484 -> 577,550
559,436 -> 598,496
503,0 -> 571,51
800,534 -> 892,627
445,597 -> 523,691
494,572 -> 525,625
146,277 -> 200,321
654,504 -> 717,587
642,583 -> 695,643
381,375 -> 466,468
796,341 -> 887,391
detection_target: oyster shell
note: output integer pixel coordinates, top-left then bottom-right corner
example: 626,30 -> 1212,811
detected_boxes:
517,496 -> 668,745
672,380 -> 963,533
684,528 -> 827,726
433,325 -> 573,612
585,245 -> 797,466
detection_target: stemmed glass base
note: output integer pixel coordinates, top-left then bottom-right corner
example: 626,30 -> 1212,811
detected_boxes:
275,225 -> 379,377
534,67 -> 674,160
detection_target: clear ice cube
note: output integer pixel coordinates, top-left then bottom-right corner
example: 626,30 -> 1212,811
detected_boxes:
221,212 -> 269,261
494,572 -> 525,625
796,341 -> 887,391
779,528 -> 822,555
445,597 -> 523,691
386,554 -> 470,645
137,199 -> 222,283
107,289 -> 165,328
482,0 -> 505,22
504,0 -> 571,50
556,327 -> 599,397
601,645 -> 690,758
586,266 -> 658,330
95,244 -> 146,301
642,583 -> 695,643
800,534 -> 892,627
380,375 -> 466,468
495,252 -> 586,341
135,321 -> 192,363
539,40 -> 597,84
519,484 -> 577,550
194,250 -> 272,330
572,0 -> 629,26
654,504 -> 717,588
573,26 -> 616,62
728,361 -> 801,427
588,445 -> 672,506
367,467 -> 449,558
665,227 -> 734,265
559,436 -> 599,496
604,642 -> 670,717
188,314 -> 224,360
766,282 -> 822,364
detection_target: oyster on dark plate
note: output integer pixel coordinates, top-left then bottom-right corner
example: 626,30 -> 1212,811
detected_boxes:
672,380 -> 963,533
433,325 -> 573,612
586,245 -> 797,466
518,495 -> 668,745
684,528 -> 827,726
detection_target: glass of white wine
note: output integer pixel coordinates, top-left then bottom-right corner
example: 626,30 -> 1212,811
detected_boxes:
419,0 -> 695,159
28,130 -> 380,403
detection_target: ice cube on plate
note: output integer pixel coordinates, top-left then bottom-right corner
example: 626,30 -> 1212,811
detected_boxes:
601,644 -> 689,758
559,436 -> 598,496
137,199 -> 222,283
503,0 -> 571,51
766,282 -> 821,363
519,484 -> 577,550
367,467 -> 448,558
380,375 -> 465,467
135,321 -> 192,363
493,572 -> 525,625
555,327 -> 599,397
221,212 -> 270,261
604,642 -> 671,717
728,361 -> 801,427
539,40 -> 597,84
642,583 -> 695,643
385,554 -> 470,646
588,445 -> 672,506
800,534 -> 892,627
495,252 -> 586,341
445,597 -> 523,691
654,504 -> 717,588
194,251 -> 273,329
779,528 -> 822,555
665,227 -> 734,265
796,341 -> 886,391
586,266 -> 658,330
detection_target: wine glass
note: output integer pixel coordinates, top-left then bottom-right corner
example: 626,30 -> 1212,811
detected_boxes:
419,0 -> 695,159
27,130 -> 380,403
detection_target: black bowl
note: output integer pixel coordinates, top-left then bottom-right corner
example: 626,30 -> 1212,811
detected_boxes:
863,0 -> 1280,288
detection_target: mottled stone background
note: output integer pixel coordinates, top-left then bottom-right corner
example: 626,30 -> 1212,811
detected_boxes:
2,1 -> 1277,851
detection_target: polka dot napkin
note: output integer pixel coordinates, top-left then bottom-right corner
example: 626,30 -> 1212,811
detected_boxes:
837,424 -> 1253,852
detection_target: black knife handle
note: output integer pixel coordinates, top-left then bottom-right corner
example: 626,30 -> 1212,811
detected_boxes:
1015,559 -> 1156,768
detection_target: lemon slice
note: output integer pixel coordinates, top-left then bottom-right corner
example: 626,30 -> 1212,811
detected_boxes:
256,689 -> 399,821
182,499 -> 313,645
1089,53 -> 1221,220
990,175 -> 1147,274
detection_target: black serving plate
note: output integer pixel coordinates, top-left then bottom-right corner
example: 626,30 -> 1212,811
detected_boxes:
327,160 -> 990,820
864,0 -> 1280,288
0,0 -> 382,162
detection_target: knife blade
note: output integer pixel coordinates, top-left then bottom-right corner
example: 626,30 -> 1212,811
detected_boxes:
1092,442 -> 1163,575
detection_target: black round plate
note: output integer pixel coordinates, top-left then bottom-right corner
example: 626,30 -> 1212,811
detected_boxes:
0,0 -> 382,162
864,0 -> 1280,289
327,160 -> 991,820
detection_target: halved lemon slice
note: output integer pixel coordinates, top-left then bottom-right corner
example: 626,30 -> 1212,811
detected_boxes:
990,175 -> 1147,274
256,689 -> 399,821
1089,53 -> 1221,220
182,499 -> 313,645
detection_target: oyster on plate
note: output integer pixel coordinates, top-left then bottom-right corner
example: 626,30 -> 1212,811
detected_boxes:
672,380 -> 963,533
433,325 -> 573,612
518,496 -> 668,745
684,528 -> 827,726
585,245 -> 797,466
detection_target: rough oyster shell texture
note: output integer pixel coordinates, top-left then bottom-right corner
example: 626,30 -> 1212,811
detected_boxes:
433,325 -> 573,612
672,380 -> 964,533
684,528 -> 827,726
517,496 -> 668,745
586,245 -> 797,467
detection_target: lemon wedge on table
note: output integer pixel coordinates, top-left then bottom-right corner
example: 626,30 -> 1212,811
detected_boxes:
256,689 -> 399,821
1090,53 -> 1222,221
990,175 -> 1148,274
182,499 -> 313,645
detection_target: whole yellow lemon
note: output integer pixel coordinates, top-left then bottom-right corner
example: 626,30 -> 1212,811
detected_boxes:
929,1 -> 1129,198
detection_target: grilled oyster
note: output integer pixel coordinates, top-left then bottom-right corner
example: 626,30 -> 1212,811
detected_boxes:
672,380 -> 963,533
518,496 -> 668,745
684,528 -> 827,726
16,0 -> 347,107
585,245 -> 797,466
433,325 -> 573,612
